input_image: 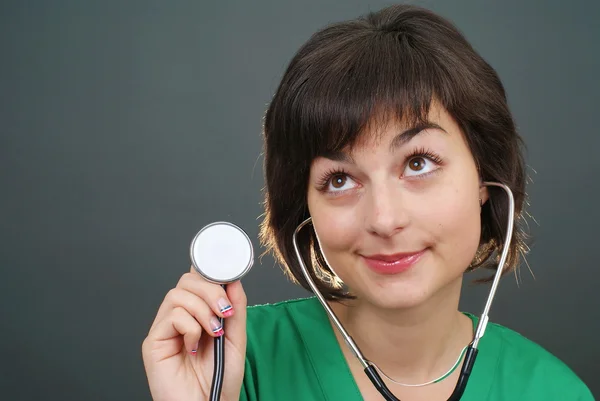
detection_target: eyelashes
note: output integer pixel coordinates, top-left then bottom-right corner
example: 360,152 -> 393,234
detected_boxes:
407,146 -> 443,165
316,167 -> 350,192
316,147 -> 445,192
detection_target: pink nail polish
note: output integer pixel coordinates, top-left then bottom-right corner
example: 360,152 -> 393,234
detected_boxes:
210,317 -> 224,336
217,298 -> 233,316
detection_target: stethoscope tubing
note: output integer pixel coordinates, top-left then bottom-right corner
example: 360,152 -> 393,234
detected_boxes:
207,182 -> 515,401
291,182 -> 515,401
209,285 -> 227,401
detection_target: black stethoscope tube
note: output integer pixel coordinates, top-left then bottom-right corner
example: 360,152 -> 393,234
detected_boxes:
209,288 -> 226,401
364,346 -> 478,401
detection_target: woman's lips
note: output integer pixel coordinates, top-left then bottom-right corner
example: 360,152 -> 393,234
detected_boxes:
361,250 -> 426,275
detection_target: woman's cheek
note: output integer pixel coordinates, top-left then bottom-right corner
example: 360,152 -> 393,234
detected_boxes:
424,190 -> 481,262
314,210 -> 360,253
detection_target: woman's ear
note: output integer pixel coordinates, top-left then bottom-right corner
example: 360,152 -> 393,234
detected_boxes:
479,184 -> 489,206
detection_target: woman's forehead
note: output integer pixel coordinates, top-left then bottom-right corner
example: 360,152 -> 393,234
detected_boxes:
345,104 -> 456,150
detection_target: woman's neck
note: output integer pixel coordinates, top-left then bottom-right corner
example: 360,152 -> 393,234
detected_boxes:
327,277 -> 473,384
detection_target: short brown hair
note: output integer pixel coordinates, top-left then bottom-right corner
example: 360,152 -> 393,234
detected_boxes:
259,4 -> 528,300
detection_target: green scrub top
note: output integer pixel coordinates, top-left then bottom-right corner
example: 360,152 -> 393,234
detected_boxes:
240,297 -> 594,401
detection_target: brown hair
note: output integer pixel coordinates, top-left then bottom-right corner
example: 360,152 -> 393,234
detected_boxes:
259,4 -> 528,300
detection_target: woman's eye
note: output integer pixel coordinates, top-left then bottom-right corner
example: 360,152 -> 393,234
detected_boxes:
403,156 -> 437,177
327,173 -> 358,192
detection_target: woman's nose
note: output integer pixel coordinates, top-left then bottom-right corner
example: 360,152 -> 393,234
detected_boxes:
364,185 -> 410,238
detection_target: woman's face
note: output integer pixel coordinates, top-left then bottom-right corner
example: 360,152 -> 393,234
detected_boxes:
307,103 -> 487,309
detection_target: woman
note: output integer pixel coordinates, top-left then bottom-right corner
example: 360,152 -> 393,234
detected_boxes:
142,4 -> 594,400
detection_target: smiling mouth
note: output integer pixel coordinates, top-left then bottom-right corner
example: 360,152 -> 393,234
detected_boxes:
361,250 -> 426,274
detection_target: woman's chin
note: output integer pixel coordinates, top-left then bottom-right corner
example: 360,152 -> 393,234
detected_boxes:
345,285 -> 432,311
356,276 -> 463,313
372,291 -> 430,311
351,274 -> 455,311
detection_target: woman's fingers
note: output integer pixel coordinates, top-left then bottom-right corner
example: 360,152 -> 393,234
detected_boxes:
143,307 -> 202,359
152,287 -> 226,338
170,307 -> 202,353
171,307 -> 203,354
146,266 -> 248,363
178,269 -> 236,318
151,267 -> 233,331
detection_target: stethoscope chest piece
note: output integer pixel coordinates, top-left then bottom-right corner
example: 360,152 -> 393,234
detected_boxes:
190,221 -> 254,284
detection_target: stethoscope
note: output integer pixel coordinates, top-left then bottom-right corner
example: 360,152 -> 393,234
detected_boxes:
190,182 -> 514,401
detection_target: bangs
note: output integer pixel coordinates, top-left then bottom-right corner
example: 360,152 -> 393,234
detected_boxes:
287,27 -> 464,159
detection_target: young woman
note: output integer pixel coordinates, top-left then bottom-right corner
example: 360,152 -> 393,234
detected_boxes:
142,4 -> 594,400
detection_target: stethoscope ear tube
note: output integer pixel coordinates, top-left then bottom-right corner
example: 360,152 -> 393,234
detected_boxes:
446,346 -> 478,401
292,181 -> 515,401
364,365 -> 399,401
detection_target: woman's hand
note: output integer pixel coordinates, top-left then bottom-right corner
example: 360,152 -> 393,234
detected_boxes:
142,266 -> 247,401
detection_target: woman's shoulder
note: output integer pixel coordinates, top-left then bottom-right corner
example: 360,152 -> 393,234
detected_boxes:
243,297 -> 330,385
244,296 -> 335,364
484,317 -> 575,370
476,315 -> 594,399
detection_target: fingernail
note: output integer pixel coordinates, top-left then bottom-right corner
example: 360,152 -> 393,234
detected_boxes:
210,317 -> 224,336
217,298 -> 234,317
190,341 -> 199,355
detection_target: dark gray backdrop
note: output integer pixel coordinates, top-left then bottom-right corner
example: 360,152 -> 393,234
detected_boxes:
1,1 -> 598,400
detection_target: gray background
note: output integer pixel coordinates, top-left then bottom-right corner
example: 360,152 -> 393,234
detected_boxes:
1,0 -> 598,399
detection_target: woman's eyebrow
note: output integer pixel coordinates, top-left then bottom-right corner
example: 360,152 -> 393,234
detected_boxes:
389,122 -> 447,151
321,151 -> 355,164
320,122 -> 446,163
